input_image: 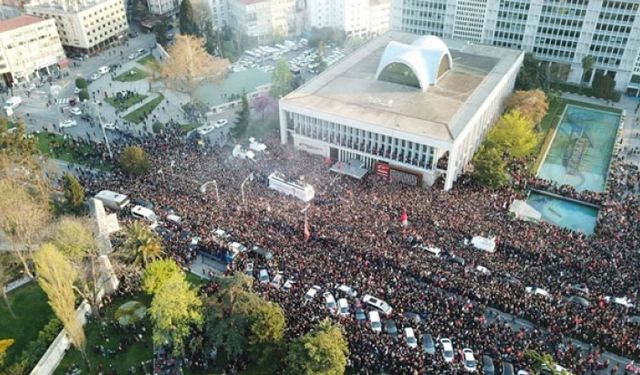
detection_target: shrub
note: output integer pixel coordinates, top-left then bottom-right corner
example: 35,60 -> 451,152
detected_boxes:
75,78 -> 88,89
120,146 -> 150,176
152,121 -> 165,134
78,89 -> 90,102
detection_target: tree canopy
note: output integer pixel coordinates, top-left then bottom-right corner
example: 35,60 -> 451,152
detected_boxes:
62,173 -> 85,213
515,53 -> 547,91
231,92 -> 250,139
486,110 -> 539,159
123,221 -> 164,268
472,145 -> 509,189
505,90 -> 549,125
120,146 -> 150,176
286,319 -> 349,375
270,59 -> 294,99
142,259 -> 182,295
179,0 -> 198,36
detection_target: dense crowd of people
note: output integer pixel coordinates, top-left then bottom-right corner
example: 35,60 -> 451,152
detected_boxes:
76,124 -> 639,374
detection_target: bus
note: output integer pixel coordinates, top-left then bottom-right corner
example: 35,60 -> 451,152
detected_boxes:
268,172 -> 315,202
95,190 -> 130,210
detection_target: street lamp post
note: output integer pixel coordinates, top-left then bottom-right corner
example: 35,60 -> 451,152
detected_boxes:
199,180 -> 220,203
94,100 -> 113,160
240,173 -> 254,206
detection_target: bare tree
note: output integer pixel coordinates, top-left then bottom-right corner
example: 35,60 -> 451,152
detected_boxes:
160,34 -> 229,93
34,244 -> 89,368
0,258 -> 16,318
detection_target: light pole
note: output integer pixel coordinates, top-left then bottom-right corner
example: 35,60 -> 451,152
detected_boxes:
93,100 -> 113,160
240,172 -> 254,205
199,180 -> 220,203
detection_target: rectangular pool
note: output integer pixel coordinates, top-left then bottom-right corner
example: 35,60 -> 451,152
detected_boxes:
526,191 -> 598,235
537,105 -> 620,192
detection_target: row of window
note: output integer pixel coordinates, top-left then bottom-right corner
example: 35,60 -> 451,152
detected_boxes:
602,1 -> 639,11
532,46 -> 575,60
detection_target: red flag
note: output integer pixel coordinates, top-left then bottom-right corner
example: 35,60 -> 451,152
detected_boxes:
304,216 -> 310,242
400,210 -> 408,227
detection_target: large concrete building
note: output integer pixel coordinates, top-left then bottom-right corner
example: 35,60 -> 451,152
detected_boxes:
307,0 -> 391,38
227,0 -> 301,42
279,32 -> 523,190
391,0 -> 640,96
147,0 -> 178,16
26,0 -> 128,55
0,15 -> 66,87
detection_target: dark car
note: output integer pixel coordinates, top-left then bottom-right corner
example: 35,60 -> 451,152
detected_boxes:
422,333 -> 435,354
502,362 -> 514,375
483,355 -> 495,375
402,311 -> 422,324
355,308 -> 366,321
132,198 -> 154,209
384,319 -> 398,339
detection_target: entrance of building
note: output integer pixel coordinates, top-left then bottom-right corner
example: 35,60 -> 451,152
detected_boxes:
330,147 -> 338,161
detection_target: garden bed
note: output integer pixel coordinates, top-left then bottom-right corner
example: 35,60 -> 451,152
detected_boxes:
114,68 -> 149,82
34,133 -> 112,171
105,93 -> 147,111
124,94 -> 164,124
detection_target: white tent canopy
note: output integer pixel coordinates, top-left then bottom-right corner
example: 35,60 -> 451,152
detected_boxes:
470,236 -> 496,253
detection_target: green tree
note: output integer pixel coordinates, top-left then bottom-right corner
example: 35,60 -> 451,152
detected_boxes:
249,301 -> 285,366
286,319 -> 349,375
231,91 -> 250,139
472,146 -> 509,189
0,119 -> 36,159
149,273 -> 203,356
581,55 -> 594,84
205,274 -> 259,360
486,110 -> 538,158
152,121 -> 165,135
78,89 -> 90,102
525,350 -> 570,374
505,90 -> 549,125
62,172 -> 85,213
515,53 -> 547,91
179,0 -> 198,36
142,259 -> 181,295
75,78 -> 88,90
270,59 -> 294,99
154,21 -> 168,46
591,72 -> 616,100
119,146 -> 150,176
34,244 -> 89,368
123,221 -> 164,268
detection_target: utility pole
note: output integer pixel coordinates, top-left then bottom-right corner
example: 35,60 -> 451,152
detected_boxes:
94,101 -> 113,160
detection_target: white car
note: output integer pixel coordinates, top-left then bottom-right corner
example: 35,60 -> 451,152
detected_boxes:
73,87 -> 81,94
404,327 -> 418,348
335,284 -> 357,298
245,262 -> 254,275
362,294 -> 393,315
90,72 -> 101,80
98,65 -> 110,74
69,107 -> 82,115
475,265 -> 491,276
283,279 -> 294,291
214,119 -> 228,128
463,348 -> 477,372
525,286 -> 551,298
258,269 -> 269,284
59,119 -> 77,128
440,338 -> 454,363
337,298 -> 349,317
324,292 -> 337,314
271,272 -> 283,289
605,296 -> 635,308
127,52 -> 137,60
369,310 -> 382,333
103,122 -> 116,130
197,125 -> 216,135
304,285 -> 322,303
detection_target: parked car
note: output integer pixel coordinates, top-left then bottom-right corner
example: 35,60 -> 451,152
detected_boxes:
566,295 -> 590,308
482,355 -> 495,375
245,262 -> 254,275
91,72 -> 101,80
362,294 -> 392,315
440,338 -> 454,363
462,348 -> 477,372
258,269 -> 269,283
69,107 -> 82,115
304,285 -> 322,303
59,119 -> 77,128
404,327 -> 418,348
98,65 -> 110,74
270,272 -> 283,289
335,284 -> 357,298
369,310 -> 382,333
283,278 -> 294,291
422,333 -> 435,354
103,122 -> 116,130
384,319 -> 398,339
502,362 -> 515,375
337,298 -> 349,317
324,292 -> 337,314
525,286 -> 550,298
355,307 -> 366,321
214,119 -> 228,128
604,296 -> 635,308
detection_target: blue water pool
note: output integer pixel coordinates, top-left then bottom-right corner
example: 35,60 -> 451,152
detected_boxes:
537,105 -> 620,192
526,191 -> 598,235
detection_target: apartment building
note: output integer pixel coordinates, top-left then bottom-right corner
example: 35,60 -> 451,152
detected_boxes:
147,0 -> 179,16
0,15 -> 66,87
307,0 -> 390,38
227,0 -> 300,42
391,0 -> 640,96
26,0 -> 128,55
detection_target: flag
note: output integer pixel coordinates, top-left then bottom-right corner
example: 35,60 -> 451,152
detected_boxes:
304,215 -> 310,242
400,210 -> 408,227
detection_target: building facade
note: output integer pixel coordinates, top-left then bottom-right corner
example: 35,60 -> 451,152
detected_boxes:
227,0 -> 301,42
147,0 -> 178,16
307,0 -> 391,38
391,0 -> 640,96
279,33 -> 523,190
26,0 -> 128,55
0,15 -> 66,87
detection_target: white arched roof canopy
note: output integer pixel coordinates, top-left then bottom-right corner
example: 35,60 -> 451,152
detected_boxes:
375,36 -> 453,91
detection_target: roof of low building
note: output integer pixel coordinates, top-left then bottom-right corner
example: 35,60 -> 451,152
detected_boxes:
0,15 -> 45,33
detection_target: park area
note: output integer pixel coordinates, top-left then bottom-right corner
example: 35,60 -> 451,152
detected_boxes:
34,133 -> 111,171
105,93 -> 147,111
114,68 -> 149,82
124,94 -> 165,124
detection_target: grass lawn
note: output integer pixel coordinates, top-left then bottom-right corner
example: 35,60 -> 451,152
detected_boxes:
54,293 -> 154,375
34,133 -> 112,171
105,93 -> 147,111
186,272 -> 207,286
114,67 -> 149,82
137,54 -> 156,66
124,94 -> 164,124
0,282 -> 54,368
180,123 -> 201,134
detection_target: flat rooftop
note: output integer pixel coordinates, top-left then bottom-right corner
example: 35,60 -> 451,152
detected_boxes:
281,31 -> 523,143
0,15 -> 44,32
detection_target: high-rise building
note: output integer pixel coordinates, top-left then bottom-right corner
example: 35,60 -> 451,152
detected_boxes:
391,0 -> 640,96
227,0 -> 300,42
147,0 -> 178,16
0,15 -> 66,87
26,0 -> 128,55
307,0 -> 390,38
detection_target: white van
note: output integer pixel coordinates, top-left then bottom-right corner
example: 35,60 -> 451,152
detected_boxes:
369,310 -> 382,333
259,269 -> 269,283
95,190 -> 130,210
4,96 -> 22,109
98,66 -> 110,74
337,298 -> 349,317
131,205 -> 158,227
166,214 -> 182,225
